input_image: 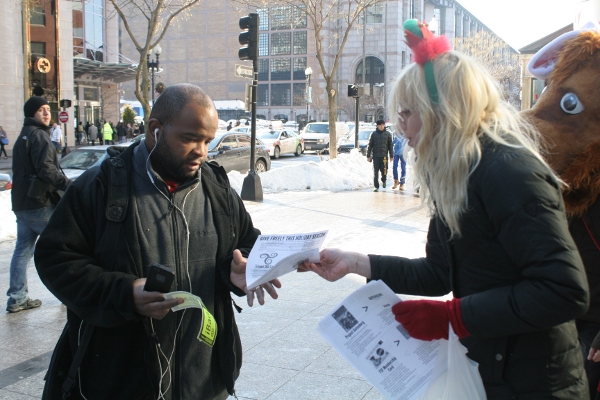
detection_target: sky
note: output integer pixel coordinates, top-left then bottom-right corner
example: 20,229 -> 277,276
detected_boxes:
0,150 -> 419,241
455,0 -> 576,49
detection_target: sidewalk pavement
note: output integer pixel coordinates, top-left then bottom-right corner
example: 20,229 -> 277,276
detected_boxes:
0,187 -> 436,399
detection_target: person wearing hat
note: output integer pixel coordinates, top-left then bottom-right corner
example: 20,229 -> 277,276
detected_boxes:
7,96 -> 71,313
366,119 -> 393,191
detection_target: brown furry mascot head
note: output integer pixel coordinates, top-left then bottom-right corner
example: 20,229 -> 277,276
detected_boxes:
523,22 -> 600,218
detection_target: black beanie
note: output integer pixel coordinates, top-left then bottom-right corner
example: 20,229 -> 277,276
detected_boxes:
24,96 -> 49,118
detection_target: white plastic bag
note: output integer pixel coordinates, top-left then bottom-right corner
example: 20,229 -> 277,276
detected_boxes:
418,325 -> 486,400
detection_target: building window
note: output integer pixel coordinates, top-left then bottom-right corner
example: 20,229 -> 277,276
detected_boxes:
366,4 -> 383,23
258,9 -> 269,31
73,1 -> 84,58
271,58 -> 291,81
531,78 -> 545,107
85,0 -> 105,62
30,42 -> 46,57
30,6 -> 46,26
293,31 -> 307,55
293,57 -> 306,80
355,56 -> 385,95
257,84 -> 269,106
271,84 -> 291,106
401,51 -> 406,69
293,83 -> 306,106
271,6 -> 292,30
292,6 -> 307,28
409,0 -> 416,19
271,32 -> 291,55
258,59 -> 269,81
259,33 -> 269,56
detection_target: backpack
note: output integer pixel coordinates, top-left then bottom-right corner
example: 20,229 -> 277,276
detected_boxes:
42,147 -> 131,399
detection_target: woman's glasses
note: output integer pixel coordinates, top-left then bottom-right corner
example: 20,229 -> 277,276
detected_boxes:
398,109 -> 411,122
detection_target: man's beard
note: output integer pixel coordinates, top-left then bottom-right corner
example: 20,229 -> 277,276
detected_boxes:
153,139 -> 203,183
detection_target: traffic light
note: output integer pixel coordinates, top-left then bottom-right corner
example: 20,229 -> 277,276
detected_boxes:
239,13 -> 259,61
60,99 -> 72,108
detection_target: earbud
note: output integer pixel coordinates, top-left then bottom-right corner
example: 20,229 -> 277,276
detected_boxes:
154,128 -> 159,142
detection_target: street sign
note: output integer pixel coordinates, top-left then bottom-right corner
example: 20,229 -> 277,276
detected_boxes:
235,64 -> 253,79
59,111 -> 69,123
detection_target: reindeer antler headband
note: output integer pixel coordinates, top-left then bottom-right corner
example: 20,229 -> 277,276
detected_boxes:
403,19 -> 452,104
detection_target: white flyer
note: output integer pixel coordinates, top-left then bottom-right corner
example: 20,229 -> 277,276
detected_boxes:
318,280 -> 442,400
246,230 -> 328,289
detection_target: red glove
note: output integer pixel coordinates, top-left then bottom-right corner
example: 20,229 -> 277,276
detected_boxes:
391,298 -> 470,341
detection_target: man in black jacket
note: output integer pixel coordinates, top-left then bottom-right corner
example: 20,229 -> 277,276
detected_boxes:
34,84 -> 280,399
366,120 -> 393,191
6,96 -> 71,313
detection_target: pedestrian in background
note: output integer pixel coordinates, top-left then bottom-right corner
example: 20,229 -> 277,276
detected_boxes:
391,131 -> 407,190
300,20 -> 589,398
7,96 -> 71,313
116,121 -> 126,144
139,121 -> 145,135
84,121 -> 91,143
366,119 -> 393,192
133,123 -> 140,137
126,123 -> 133,142
0,126 -> 8,159
88,123 -> 98,146
101,121 -> 113,145
77,121 -> 84,144
50,122 -> 62,152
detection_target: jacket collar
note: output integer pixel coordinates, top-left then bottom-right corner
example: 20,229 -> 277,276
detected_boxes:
23,117 -> 50,132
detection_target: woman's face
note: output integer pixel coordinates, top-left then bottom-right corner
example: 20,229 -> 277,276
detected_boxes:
398,108 -> 422,148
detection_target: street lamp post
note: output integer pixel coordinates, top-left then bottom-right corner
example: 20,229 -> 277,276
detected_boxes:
305,67 -> 312,124
147,44 -> 162,107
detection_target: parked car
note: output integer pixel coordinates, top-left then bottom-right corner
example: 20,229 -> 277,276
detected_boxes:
338,129 -> 372,155
256,129 -> 303,158
60,144 -> 131,180
229,126 -> 249,133
0,173 -> 12,191
300,122 -> 349,152
207,131 -> 271,173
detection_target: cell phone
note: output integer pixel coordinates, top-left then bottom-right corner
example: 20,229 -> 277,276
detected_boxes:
144,263 -> 175,293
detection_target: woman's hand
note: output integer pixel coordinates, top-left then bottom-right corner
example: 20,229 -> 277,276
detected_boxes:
298,249 -> 371,281
230,249 -> 281,306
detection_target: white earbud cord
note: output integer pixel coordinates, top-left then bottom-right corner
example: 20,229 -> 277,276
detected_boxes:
145,132 -> 199,399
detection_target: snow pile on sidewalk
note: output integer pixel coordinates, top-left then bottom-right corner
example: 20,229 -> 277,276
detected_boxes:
228,150 -> 373,194
0,191 -> 15,241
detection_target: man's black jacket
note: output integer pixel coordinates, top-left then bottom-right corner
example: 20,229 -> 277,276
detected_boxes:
11,118 -> 70,211
367,128 -> 393,159
34,142 -> 258,399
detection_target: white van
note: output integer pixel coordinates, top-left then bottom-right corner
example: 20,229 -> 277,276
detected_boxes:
300,122 -> 349,152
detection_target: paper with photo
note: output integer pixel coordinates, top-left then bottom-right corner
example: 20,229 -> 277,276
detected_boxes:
317,280 -> 442,400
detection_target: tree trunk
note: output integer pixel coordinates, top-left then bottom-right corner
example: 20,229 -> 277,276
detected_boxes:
327,83 -> 338,159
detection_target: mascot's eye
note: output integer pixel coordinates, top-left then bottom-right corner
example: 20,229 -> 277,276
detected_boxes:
560,93 -> 584,114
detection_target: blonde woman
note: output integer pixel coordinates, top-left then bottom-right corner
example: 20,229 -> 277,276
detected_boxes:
301,20 -> 589,398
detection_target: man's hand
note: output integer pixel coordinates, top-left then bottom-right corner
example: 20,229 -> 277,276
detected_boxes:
133,279 -> 183,320
230,249 -> 281,307
367,157 -> 372,163
298,249 -> 371,281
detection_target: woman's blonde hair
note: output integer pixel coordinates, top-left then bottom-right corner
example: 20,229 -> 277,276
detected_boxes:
388,51 -> 550,238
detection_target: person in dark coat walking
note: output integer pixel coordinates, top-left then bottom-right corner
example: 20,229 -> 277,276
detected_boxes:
6,96 -> 71,313
300,20 -> 590,399
366,120 -> 393,191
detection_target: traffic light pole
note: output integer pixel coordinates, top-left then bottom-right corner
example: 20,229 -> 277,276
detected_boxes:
239,12 -> 263,201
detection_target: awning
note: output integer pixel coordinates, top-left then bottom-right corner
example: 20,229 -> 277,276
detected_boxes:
73,58 -> 138,83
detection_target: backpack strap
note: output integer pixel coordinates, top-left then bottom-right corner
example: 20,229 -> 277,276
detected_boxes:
60,150 -> 131,398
